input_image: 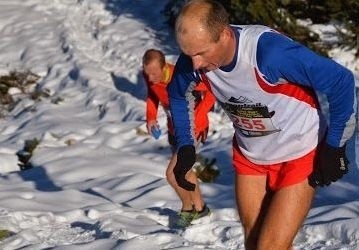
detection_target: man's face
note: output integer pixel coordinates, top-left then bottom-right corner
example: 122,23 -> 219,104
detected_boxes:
143,60 -> 163,83
177,24 -> 227,72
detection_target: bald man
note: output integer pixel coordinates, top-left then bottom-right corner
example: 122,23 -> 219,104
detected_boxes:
168,0 -> 356,249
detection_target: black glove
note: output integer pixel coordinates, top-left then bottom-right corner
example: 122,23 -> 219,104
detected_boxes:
174,145 -> 196,191
309,143 -> 349,188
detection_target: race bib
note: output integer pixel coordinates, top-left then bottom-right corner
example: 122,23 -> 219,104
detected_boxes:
220,101 -> 280,137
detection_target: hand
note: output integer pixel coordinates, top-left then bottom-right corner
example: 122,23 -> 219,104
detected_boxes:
308,143 -> 349,188
146,120 -> 158,135
174,145 -> 196,191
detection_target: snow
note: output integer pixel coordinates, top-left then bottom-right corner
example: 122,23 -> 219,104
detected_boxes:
0,1 -> 358,249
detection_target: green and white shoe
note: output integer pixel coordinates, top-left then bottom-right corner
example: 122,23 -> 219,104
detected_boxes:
192,204 -> 211,221
175,204 -> 211,228
175,210 -> 195,228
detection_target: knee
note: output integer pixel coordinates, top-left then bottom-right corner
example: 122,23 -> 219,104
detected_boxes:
243,228 -> 259,250
244,241 -> 257,250
243,227 -> 292,250
241,221 -> 261,250
257,234 -> 292,250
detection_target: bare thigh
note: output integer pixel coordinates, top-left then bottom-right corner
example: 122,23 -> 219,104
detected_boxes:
235,174 -> 268,242
257,179 -> 315,250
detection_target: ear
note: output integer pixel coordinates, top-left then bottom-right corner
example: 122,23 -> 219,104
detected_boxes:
220,26 -> 233,42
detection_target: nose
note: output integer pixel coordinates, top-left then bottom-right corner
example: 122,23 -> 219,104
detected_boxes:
148,75 -> 155,81
191,56 -> 203,70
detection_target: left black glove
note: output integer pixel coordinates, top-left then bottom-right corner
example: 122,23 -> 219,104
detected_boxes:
308,143 -> 349,188
174,145 -> 196,191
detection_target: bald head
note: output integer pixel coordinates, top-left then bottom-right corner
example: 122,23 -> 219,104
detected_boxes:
175,0 -> 229,43
142,49 -> 166,68
174,0 -> 235,71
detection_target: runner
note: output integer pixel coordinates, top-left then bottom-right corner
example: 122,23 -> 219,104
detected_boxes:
168,0 -> 356,248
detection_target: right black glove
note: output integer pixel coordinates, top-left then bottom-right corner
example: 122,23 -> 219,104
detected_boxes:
174,145 -> 196,191
308,143 -> 349,188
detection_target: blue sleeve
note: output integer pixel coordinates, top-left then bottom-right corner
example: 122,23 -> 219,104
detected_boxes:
168,53 -> 202,149
257,32 -> 356,147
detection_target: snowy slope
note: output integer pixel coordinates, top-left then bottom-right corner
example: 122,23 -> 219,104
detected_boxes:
0,1 -> 358,249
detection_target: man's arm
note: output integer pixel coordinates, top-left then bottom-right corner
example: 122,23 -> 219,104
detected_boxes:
168,53 -> 202,148
146,87 -> 160,122
257,31 -> 357,187
168,53 -> 202,191
194,80 -> 216,135
144,74 -> 160,134
257,31 -> 356,147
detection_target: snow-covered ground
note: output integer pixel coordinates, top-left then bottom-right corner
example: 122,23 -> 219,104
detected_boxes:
0,1 -> 358,249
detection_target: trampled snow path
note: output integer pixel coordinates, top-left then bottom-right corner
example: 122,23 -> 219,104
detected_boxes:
0,1 -> 358,249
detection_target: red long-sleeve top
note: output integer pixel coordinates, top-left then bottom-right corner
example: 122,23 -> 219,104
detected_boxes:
144,63 -> 215,136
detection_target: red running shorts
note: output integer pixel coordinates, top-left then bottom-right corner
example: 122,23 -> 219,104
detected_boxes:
232,138 -> 318,190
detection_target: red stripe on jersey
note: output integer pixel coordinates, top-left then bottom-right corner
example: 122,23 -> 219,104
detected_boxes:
255,69 -> 319,108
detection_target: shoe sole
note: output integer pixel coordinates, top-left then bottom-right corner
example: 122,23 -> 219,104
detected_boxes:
191,210 -> 212,225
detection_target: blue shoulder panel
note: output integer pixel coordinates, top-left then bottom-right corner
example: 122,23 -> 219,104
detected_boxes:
168,53 -> 201,149
257,32 -> 356,147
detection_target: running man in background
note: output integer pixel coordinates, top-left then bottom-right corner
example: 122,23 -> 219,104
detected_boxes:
142,49 -> 216,227
168,0 -> 356,248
